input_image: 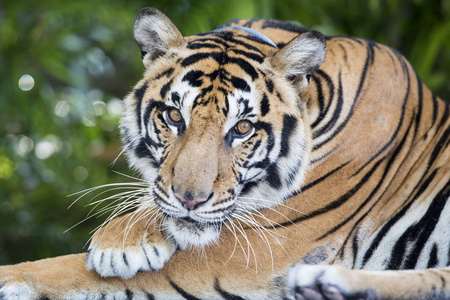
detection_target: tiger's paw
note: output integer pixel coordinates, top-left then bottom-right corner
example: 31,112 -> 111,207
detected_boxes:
86,212 -> 177,279
285,265 -> 377,300
0,282 -> 35,300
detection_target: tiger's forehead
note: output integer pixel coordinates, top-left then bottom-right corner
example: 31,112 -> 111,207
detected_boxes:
164,62 -> 258,131
185,29 -> 278,57
144,31 -> 276,121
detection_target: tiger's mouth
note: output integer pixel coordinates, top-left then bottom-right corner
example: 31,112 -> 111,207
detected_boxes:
163,214 -> 224,249
151,184 -> 233,248
153,185 -> 235,224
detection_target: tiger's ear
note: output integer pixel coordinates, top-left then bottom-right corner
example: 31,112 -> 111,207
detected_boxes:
133,8 -> 184,68
270,30 -> 326,92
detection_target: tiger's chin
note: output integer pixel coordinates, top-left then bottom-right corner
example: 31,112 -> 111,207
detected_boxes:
163,217 -> 223,250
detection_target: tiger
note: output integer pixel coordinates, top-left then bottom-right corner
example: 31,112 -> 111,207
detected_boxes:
1,7 -> 449,300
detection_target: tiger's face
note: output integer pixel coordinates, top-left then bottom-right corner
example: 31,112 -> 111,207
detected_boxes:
121,8 -> 326,249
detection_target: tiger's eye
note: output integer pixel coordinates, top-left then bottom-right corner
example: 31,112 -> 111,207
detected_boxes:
235,120 -> 252,135
168,108 -> 182,123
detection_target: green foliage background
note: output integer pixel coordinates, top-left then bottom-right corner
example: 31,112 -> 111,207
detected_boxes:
1,0 -> 449,264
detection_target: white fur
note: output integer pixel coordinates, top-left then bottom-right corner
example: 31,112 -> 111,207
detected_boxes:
355,196 -> 444,270
281,34 -> 326,78
120,21 -> 316,268
286,264 -> 349,300
223,84 -> 257,137
164,217 -> 221,250
86,238 -> 175,279
0,283 -> 34,300
133,11 -> 181,58
164,75 -> 200,128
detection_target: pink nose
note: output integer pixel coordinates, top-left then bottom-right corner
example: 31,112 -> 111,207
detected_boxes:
175,193 -> 208,210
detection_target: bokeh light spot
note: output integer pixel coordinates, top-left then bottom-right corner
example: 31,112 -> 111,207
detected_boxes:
73,166 -> 89,182
16,136 -> 34,156
18,74 -> 35,91
54,100 -> 71,117
107,98 -> 123,116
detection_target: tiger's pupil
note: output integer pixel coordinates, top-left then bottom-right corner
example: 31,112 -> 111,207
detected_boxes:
169,108 -> 182,123
236,120 -> 252,135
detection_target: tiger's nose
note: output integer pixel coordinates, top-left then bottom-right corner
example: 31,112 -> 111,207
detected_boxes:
174,193 -> 208,210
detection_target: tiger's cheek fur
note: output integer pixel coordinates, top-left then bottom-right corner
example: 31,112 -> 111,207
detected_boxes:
235,77 -> 312,210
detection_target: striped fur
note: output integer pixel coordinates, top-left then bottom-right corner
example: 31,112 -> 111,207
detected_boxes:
1,7 -> 449,300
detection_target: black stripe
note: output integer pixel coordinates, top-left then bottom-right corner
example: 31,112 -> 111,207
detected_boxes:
430,92 -> 438,128
313,40 -> 375,150
143,100 -> 165,133
254,121 -> 275,154
146,293 -> 156,300
242,33 -> 278,48
427,122 -> 450,172
230,76 -> 249,91
307,157 -> 381,218
340,114 -> 415,267
135,83 -> 148,134
153,246 -> 160,257
227,57 -> 258,80
182,70 -> 204,87
310,70 -> 335,129
214,278 -> 246,300
261,19 -> 309,34
438,104 -> 449,131
272,161 -> 350,228
266,164 -> 281,188
413,70 -> 423,141
171,92 -> 181,106
155,67 -> 175,80
362,165 -> 440,268
123,252 -> 129,266
301,161 -> 350,193
260,93 -> 270,116
447,245 -> 450,266
405,179 -> 449,269
352,226 -> 361,264
110,254 -> 118,276
246,140 -> 261,160
312,72 -> 343,139
169,280 -> 202,300
134,139 -> 157,168
187,42 -> 223,50
160,79 -> 174,99
224,34 -> 265,55
388,169 -> 442,270
230,48 -> 264,63
265,79 -> 274,94
191,36 -> 229,47
126,290 -> 133,300
324,107 -> 416,242
181,52 -> 223,67
141,239 -> 154,270
316,157 -> 386,240
310,144 -> 340,164
338,42 -> 348,63
279,114 -> 298,158
428,244 -> 439,268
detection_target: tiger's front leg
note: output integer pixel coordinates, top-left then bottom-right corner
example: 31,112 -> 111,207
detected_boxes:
86,211 -> 177,279
286,264 -> 450,300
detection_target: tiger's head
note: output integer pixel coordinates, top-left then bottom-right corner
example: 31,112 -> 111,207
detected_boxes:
121,8 -> 326,249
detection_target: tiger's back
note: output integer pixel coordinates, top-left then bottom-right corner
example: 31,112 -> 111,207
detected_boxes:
0,10 -> 449,300
229,17 -> 450,271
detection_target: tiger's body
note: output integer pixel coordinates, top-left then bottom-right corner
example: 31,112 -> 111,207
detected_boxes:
1,8 -> 450,300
